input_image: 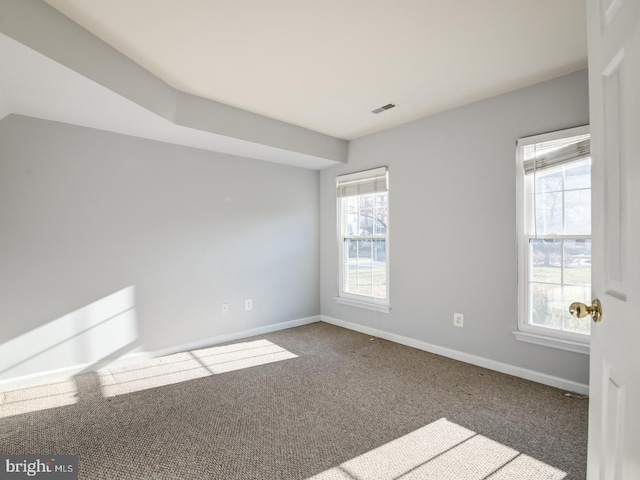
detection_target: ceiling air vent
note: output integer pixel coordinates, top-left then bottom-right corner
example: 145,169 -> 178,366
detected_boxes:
371,103 -> 397,114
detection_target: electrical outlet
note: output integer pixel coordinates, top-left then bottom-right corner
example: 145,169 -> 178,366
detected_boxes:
221,303 -> 229,314
454,312 -> 464,328
245,299 -> 253,311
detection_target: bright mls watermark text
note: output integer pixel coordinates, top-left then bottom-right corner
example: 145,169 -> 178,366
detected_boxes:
1,456 -> 77,479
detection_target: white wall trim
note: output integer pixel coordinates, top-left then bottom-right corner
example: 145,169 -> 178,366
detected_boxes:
321,315 -> 589,396
513,330 -> 590,355
0,314 -> 589,396
334,296 -> 390,313
0,315 -> 320,393
152,315 -> 320,358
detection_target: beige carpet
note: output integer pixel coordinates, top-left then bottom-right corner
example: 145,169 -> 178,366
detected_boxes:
0,322 -> 588,479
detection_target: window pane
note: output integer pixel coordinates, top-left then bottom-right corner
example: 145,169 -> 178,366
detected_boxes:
344,239 -> 386,299
358,195 -> 374,235
371,239 -> 387,298
374,193 -> 388,236
564,160 -> 591,190
375,212 -> 388,235
530,239 -> 561,284
531,283 -> 591,334
344,197 -> 358,236
563,240 -> 591,286
359,239 -> 373,259
530,283 -> 563,330
564,189 -> 591,235
345,239 -> 371,296
535,192 -> 563,235
528,239 -> 591,335
535,167 -> 563,193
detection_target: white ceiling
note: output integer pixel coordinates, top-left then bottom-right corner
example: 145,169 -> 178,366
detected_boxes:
42,0 -> 587,141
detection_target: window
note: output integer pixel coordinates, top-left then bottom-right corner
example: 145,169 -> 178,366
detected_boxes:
336,167 -> 389,312
516,126 -> 591,351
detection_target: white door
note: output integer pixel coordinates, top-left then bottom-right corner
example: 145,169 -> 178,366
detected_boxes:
585,0 -> 640,478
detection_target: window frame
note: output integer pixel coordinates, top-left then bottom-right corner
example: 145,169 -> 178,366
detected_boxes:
515,125 -> 591,353
336,167 -> 390,313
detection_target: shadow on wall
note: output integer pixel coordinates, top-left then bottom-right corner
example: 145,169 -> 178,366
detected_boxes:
0,286 -> 139,391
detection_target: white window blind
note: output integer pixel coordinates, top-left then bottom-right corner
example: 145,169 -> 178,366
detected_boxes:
336,167 -> 388,198
520,132 -> 591,239
522,137 -> 590,175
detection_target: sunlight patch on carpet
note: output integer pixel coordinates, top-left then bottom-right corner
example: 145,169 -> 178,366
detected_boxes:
99,339 -> 297,397
0,378 -> 77,418
307,418 -> 566,480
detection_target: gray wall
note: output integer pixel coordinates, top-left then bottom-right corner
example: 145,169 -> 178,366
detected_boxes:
0,70 -> 591,388
320,70 -> 590,385
0,115 -> 319,381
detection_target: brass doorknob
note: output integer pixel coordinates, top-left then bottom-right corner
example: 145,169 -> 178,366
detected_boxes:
569,299 -> 602,323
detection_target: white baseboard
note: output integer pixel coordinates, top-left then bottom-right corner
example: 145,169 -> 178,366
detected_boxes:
1,314 -> 587,396
0,315 -> 320,393
321,315 -> 589,396
152,315 -> 321,358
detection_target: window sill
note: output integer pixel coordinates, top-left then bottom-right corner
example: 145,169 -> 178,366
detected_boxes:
335,296 -> 390,313
513,330 -> 590,355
